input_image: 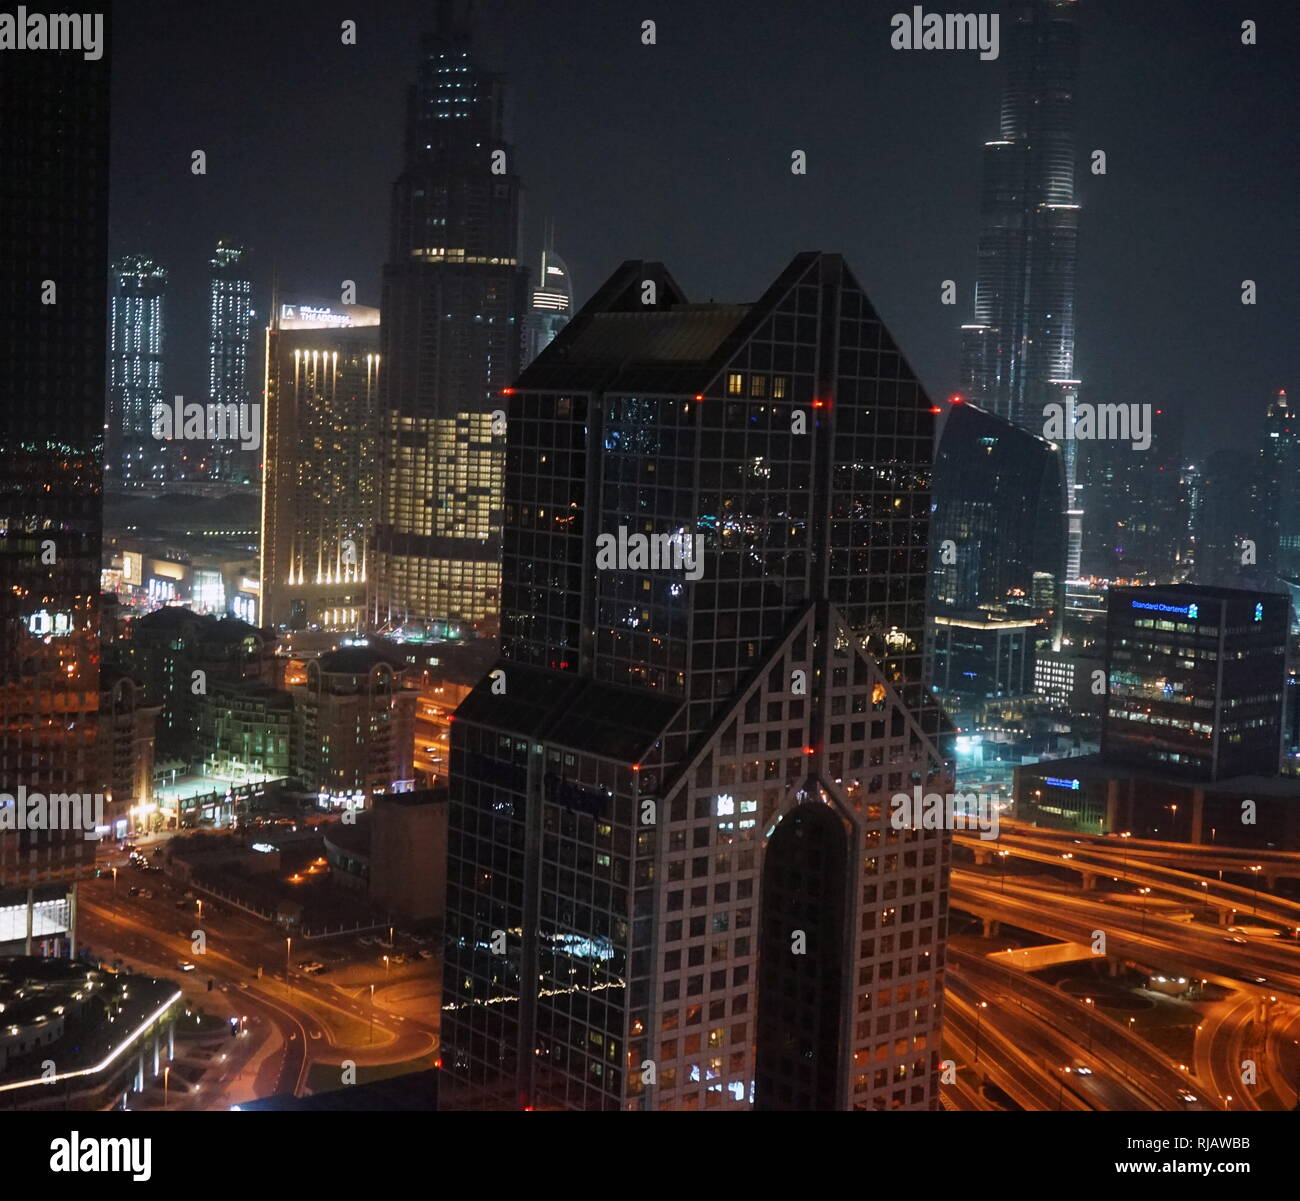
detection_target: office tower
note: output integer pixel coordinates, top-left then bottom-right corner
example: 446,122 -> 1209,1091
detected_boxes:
107,254 -> 167,486
1105,585 -> 1287,781
0,26 -> 110,950
443,253 -> 953,1112
1266,389 -> 1300,580
371,2 -> 527,633
207,240 -> 256,485
959,0 -> 1083,578
929,399 -> 1065,629
261,302 -> 381,631
522,231 -> 573,366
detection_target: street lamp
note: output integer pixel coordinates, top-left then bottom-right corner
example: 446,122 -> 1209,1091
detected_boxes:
998,850 -> 1010,893
1083,997 -> 1095,1053
1249,865 -> 1263,915
285,936 -> 292,993
973,1000 -> 989,1063
1137,887 -> 1151,935
163,1064 -> 170,1110
369,982 -> 375,1044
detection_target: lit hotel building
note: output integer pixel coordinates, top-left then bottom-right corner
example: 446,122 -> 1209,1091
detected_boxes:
443,252 -> 953,1111
260,302 -> 380,631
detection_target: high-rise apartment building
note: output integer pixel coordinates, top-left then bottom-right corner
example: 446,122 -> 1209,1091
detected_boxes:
959,0 -> 1083,579
443,253 -> 953,1111
207,240 -> 256,485
107,254 -> 167,486
260,302 -> 381,631
0,26 -> 110,950
371,3 -> 527,633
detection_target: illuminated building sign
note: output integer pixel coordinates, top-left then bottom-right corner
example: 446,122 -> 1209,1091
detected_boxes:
26,610 -> 73,636
1255,602 -> 1264,622
1044,777 -> 1080,790
1131,600 -> 1197,618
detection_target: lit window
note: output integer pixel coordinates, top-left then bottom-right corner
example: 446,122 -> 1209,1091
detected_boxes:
727,373 -> 743,396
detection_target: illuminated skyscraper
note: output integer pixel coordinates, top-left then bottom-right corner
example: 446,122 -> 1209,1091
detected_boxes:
443,252 -> 953,1111
371,1 -> 527,633
0,28 -> 109,949
260,302 -> 381,631
207,240 -> 256,484
959,0 -> 1083,578
107,254 -> 167,486
522,231 -> 572,366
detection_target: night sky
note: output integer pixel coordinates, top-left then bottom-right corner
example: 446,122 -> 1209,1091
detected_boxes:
110,0 -> 1300,458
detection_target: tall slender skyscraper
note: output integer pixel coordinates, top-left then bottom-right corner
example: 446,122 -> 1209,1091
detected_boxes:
107,254 -> 167,486
207,240 -> 256,484
522,229 -> 573,367
959,0 -> 1083,578
371,1 -> 527,633
0,19 -> 110,948
443,253 -> 952,1111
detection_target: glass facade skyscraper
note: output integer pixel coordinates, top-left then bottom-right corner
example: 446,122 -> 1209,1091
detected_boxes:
959,0 -> 1083,579
371,3 -> 527,633
107,253 -> 167,486
0,22 -> 110,944
443,252 -> 953,1111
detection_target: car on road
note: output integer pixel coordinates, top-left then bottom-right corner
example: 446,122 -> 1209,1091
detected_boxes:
299,961 -> 325,975
417,949 -> 435,961
1177,1089 -> 1198,1104
1072,1065 -> 1093,1076
175,961 -> 196,972
128,886 -> 141,896
1224,935 -> 1248,945
138,889 -> 153,899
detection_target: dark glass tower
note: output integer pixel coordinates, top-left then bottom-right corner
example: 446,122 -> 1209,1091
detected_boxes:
929,399 -> 1065,622
959,0 -> 1082,578
371,0 -> 528,633
0,20 -> 110,941
443,253 -> 953,1111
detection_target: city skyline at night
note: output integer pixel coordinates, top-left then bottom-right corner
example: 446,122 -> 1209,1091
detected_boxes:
4,0 -> 1300,1158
